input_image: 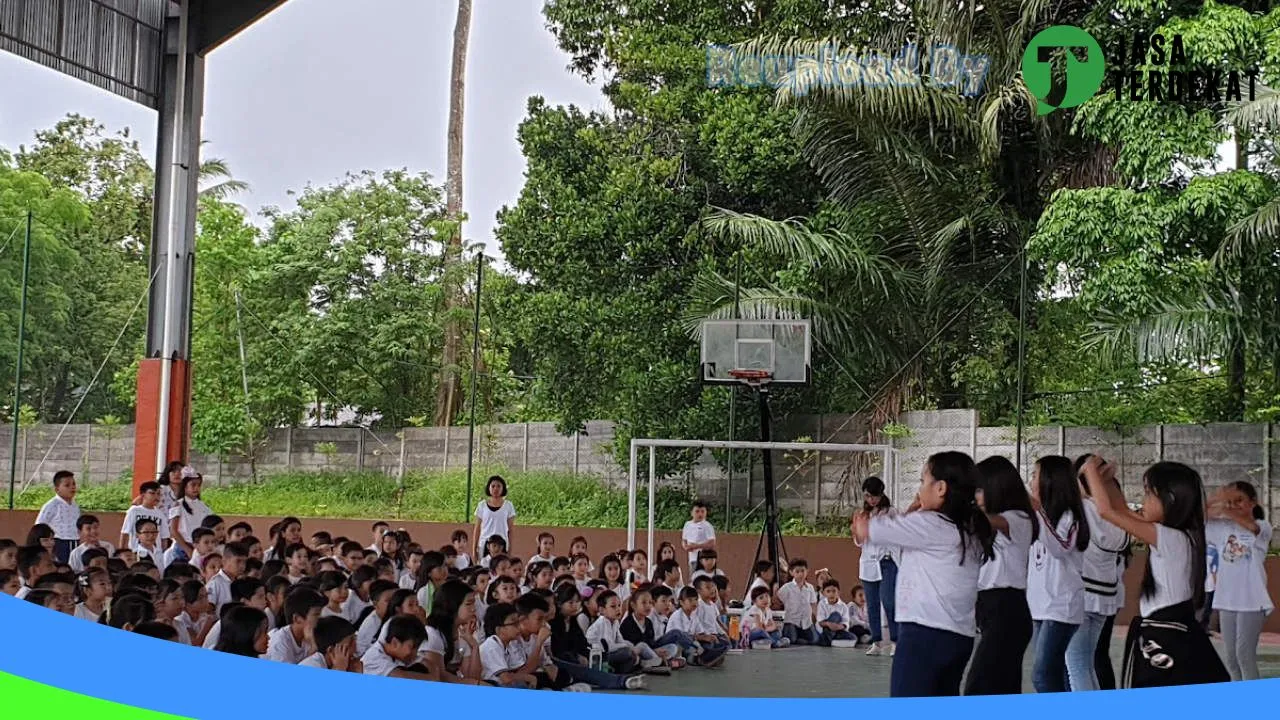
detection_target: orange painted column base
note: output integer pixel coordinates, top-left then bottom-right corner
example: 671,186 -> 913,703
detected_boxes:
131,358 -> 193,496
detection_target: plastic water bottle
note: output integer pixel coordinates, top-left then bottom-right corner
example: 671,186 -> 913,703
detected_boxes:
589,641 -> 603,671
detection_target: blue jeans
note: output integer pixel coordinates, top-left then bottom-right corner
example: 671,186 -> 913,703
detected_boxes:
1065,612 -> 1108,691
890,622 -> 973,697
864,558 -> 898,642
552,658 -> 631,689
1031,619 -> 1079,693
782,623 -> 820,645
818,612 -> 857,646
748,628 -> 785,647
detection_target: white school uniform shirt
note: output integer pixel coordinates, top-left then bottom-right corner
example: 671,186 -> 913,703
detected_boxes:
121,505 -> 171,549
529,553 -> 556,565
169,498 -> 212,544
479,635 -> 524,682
202,621 -> 222,650
15,586 -> 29,600
868,510 -> 984,637
681,520 -> 715,568
298,652 -> 328,669
652,611 -> 668,636
398,570 -> 416,590
135,544 -> 168,575
163,544 -> 188,568
1140,524 -> 1197,617
266,626 -> 312,664
454,553 -> 471,571
68,541 -> 116,572
343,592 -> 371,625
1026,509 -> 1085,624
356,612 -> 384,656
690,568 -> 725,582
321,606 -> 346,619
517,634 -> 553,670
777,580 -> 817,628
423,624 -> 473,667
816,598 -> 850,627
36,495 -> 81,540
474,499 -> 516,549
586,615 -> 632,650
849,602 -> 869,628
171,619 -> 192,645
361,641 -> 406,677
741,605 -> 773,633
74,602 -> 103,623
206,570 -> 234,613
695,599 -> 723,635
979,510 -> 1033,591
1081,499 -> 1129,616
1207,519 -> 1273,613
665,608 -> 699,635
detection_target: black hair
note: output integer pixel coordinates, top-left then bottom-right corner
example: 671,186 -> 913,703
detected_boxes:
788,558 -> 807,570
200,514 -> 224,530
313,615 -> 357,654
103,594 -> 155,629
485,475 -> 509,498
349,564 -> 378,590
697,549 -> 717,564
485,574 -> 517,604
515,592 -> 549,616
367,579 -> 399,607
594,589 -> 619,608
450,529 -> 468,543
648,584 -> 673,600
598,554 -> 623,583
133,621 -> 180,642
25,525 -> 53,546
81,547 -> 109,566
191,528 -> 214,544
76,515 -> 99,531
487,553 -> 510,574
415,551 -> 447,590
1140,462 -> 1208,607
749,586 -> 771,603
691,500 -> 708,511
214,606 -> 269,657
17,545 -> 49,577
52,470 -> 74,487
861,476 -> 892,511
261,559 -> 286,579
228,521 -> 253,536
1226,480 -> 1266,520
311,531 -> 333,545
712,575 -> 729,591
677,586 -> 699,603
178,579 -> 206,606
24,589 -> 59,609
383,614 -> 428,646
1035,455 -> 1090,552
382,588 -> 418,635
483,601 -> 519,637
925,452 -> 996,565
821,578 -> 841,591
316,570 -> 347,594
157,460 -> 184,487
231,577 -> 264,603
162,561 -> 196,581
223,541 -> 249,560
751,560 -> 773,579
134,517 -> 159,534
692,575 -> 716,590
36,572 -> 75,590
976,455 -> 1039,544
427,579 -> 475,663
283,588 -> 326,625
176,471 -> 202,515
138,481 -> 161,495
272,517 -> 303,564
553,581 -> 581,609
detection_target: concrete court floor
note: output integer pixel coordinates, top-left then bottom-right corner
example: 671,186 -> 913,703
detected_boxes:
623,635 -> 1280,697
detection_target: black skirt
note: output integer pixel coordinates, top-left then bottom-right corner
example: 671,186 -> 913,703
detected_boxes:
1121,601 -> 1229,688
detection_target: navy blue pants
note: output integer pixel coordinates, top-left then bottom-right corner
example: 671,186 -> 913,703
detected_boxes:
890,622 -> 974,697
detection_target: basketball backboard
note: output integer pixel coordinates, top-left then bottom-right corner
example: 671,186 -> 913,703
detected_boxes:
700,319 -> 811,386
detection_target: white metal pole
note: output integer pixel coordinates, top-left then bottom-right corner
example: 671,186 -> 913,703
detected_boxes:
647,445 -> 656,562
155,0 -> 191,474
627,440 -> 638,551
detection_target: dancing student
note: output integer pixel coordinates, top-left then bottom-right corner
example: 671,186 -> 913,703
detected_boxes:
1206,481 -> 1273,681
964,456 -> 1036,696
1067,454 -> 1129,692
1027,456 -> 1088,694
473,476 -> 516,560
855,476 -> 899,657
851,452 -> 994,698
1081,457 -> 1228,687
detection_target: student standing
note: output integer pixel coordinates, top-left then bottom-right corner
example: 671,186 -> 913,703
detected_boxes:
35,471 -> 80,564
964,456 -> 1036,696
473,476 -> 516,560
681,501 -> 716,575
1026,455 -> 1088,694
121,482 -> 171,551
1066,454 -> 1129,691
852,452 -> 995,697
168,469 -> 212,557
1081,457 -> 1228,687
855,476 -> 898,656
1206,481 -> 1273,681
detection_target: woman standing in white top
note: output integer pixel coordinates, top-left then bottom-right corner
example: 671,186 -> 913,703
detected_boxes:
1065,453 -> 1129,692
1206,480 -> 1273,681
168,469 -> 212,557
853,476 -> 899,657
851,452 -> 995,697
472,476 -> 516,559
1081,456 -> 1228,687
1026,455 -> 1088,694
964,456 -> 1036,696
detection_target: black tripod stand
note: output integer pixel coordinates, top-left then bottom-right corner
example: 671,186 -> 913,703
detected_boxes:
746,383 -> 787,584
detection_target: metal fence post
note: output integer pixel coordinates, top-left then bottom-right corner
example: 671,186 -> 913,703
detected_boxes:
356,428 -> 365,472
1263,423 -> 1273,527
522,423 -> 529,471
1156,424 -> 1164,462
285,427 -> 294,469
443,426 -> 450,471
1057,425 -> 1065,456
813,415 -> 823,519
573,431 -> 580,477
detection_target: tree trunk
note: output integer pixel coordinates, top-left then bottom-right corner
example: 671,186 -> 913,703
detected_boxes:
434,0 -> 472,427
1226,127 -> 1249,422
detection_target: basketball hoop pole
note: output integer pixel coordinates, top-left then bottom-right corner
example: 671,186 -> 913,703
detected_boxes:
752,384 -> 783,578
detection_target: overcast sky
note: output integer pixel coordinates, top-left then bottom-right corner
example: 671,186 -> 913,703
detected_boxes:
0,0 -> 607,260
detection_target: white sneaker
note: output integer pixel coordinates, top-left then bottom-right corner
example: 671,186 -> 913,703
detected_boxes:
888,641 -> 897,657
624,675 -> 648,690
566,683 -> 593,692
865,641 -> 885,656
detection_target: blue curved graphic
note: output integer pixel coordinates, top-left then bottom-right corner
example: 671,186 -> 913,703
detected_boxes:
0,593 -> 1275,717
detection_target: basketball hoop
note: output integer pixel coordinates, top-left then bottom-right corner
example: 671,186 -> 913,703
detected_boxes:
728,368 -> 773,387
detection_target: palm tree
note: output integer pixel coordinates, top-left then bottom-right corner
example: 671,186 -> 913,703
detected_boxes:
198,141 -> 249,201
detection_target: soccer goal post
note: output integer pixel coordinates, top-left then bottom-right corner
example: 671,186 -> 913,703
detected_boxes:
626,438 -> 896,564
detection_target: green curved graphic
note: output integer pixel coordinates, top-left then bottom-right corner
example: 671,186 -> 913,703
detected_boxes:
0,671 -> 191,719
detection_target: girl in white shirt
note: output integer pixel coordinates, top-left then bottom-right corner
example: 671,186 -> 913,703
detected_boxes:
851,452 -> 995,697
854,476 -> 899,657
473,476 -> 516,558
1066,453 -> 1130,692
599,555 -> 630,602
964,455 -> 1036,696
74,567 -> 111,623
1206,480 -> 1274,681
168,472 -> 212,556
741,586 -> 788,648
1081,456 -> 1228,688
1026,455 -> 1089,694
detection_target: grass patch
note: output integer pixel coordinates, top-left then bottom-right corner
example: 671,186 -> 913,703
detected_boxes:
12,469 -> 856,536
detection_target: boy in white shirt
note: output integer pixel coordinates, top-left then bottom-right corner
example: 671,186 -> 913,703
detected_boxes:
692,576 -> 730,645
816,579 -> 864,645
132,519 -> 168,575
267,588 -> 326,664
68,516 -> 116,572
514,593 -> 589,691
680,501 -> 716,574
777,558 -> 819,645
355,580 -> 400,656
586,590 -> 663,673
665,587 -> 727,666
650,584 -> 675,636
36,470 -> 80,564
207,541 -> 248,613
361,615 -> 434,680
479,602 -> 538,687
368,521 -> 389,554
300,616 -> 364,673
120,482 -> 171,551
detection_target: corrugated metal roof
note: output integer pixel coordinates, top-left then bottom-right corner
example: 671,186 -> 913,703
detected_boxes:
0,0 -> 165,108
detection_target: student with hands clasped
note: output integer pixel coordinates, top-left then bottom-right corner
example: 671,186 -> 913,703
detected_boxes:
1205,480 -> 1273,681
1079,455 -> 1229,688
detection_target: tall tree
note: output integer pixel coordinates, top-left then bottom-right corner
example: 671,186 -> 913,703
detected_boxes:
434,0 -> 473,426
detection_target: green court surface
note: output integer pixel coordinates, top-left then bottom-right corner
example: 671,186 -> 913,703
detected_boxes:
623,637 -> 1280,697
